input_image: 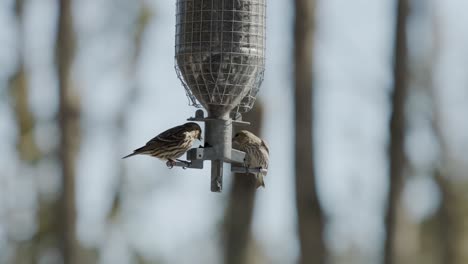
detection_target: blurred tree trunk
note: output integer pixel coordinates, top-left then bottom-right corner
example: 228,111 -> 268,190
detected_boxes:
223,100 -> 264,264
56,0 -> 81,263
10,1 -> 72,262
293,0 -> 325,264
9,0 -> 41,163
384,1 -> 409,264
432,170 -> 456,264
9,1 -> 42,263
425,86 -> 459,264
425,13 -> 457,264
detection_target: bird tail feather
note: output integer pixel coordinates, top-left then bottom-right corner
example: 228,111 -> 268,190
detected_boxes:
122,152 -> 137,159
256,174 -> 265,189
122,145 -> 150,159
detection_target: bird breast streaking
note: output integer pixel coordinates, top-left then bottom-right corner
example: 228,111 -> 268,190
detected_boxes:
232,130 -> 269,188
123,122 -> 202,167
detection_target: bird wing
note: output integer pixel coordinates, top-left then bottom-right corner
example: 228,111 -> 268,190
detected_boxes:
148,124 -> 186,145
261,139 -> 269,154
125,124 -> 191,158
260,139 -> 270,171
131,124 -> 186,154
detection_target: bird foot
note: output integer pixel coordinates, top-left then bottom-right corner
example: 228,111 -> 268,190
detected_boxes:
243,162 -> 250,174
242,166 -> 264,174
176,159 -> 191,169
166,160 -> 176,169
255,167 -> 264,176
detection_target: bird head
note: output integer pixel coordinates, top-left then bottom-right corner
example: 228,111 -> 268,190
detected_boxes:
232,130 -> 256,146
184,122 -> 202,140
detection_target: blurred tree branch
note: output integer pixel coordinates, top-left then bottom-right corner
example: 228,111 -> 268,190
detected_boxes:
384,0 -> 409,264
223,100 -> 264,264
56,0 -> 81,263
109,1 -> 152,222
106,2 -> 153,264
9,0 -> 41,163
293,0 -> 326,263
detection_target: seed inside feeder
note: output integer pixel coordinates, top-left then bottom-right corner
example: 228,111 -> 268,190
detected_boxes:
175,0 -> 266,117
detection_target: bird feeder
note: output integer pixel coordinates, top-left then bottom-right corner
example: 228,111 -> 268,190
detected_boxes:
174,0 -> 266,192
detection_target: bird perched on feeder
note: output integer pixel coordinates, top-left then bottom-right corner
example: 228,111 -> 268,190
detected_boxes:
232,130 -> 269,188
123,122 -> 202,167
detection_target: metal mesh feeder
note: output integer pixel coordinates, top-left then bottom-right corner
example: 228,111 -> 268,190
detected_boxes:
174,0 -> 266,192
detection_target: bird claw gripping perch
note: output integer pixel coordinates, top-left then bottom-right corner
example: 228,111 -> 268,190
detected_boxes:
245,166 -> 267,174
166,159 -> 193,169
166,160 -> 176,169
176,159 -> 192,169
230,165 -> 267,174
168,159 -> 200,170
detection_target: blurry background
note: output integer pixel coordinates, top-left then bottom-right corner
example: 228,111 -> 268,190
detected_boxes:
1,0 -> 467,263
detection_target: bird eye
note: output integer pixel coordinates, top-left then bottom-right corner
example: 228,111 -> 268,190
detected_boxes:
234,133 -> 239,138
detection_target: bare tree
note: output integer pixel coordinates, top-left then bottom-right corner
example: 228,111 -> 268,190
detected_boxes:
223,101 -> 264,264
293,0 -> 326,263
384,0 -> 409,264
56,0 -> 81,263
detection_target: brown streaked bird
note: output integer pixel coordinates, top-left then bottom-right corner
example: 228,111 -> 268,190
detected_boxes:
232,130 -> 269,188
123,122 -> 202,166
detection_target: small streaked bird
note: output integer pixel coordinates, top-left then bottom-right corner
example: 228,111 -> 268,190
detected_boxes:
232,130 -> 269,188
123,122 -> 202,167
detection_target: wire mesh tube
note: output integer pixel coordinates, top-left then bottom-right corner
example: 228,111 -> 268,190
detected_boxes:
175,0 -> 266,116
175,0 -> 266,192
